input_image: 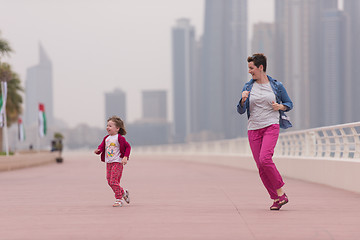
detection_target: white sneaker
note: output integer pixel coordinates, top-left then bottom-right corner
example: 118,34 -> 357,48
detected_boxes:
113,199 -> 124,207
123,189 -> 130,204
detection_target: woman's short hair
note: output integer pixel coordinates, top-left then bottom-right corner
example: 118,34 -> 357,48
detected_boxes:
247,53 -> 267,72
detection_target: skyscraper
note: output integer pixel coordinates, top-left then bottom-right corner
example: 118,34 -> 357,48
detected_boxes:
105,88 -> 126,123
142,90 -> 167,122
251,22 -> 275,74
201,0 -> 248,139
25,43 -> 54,126
274,0 -> 338,129
344,0 -> 360,122
321,9 -> 346,126
172,18 -> 197,142
126,90 -> 169,146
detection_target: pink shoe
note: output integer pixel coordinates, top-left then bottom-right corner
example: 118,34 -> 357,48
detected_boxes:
270,200 -> 281,210
278,193 -> 289,206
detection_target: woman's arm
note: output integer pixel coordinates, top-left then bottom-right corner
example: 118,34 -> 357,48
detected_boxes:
237,85 -> 249,114
278,83 -> 293,112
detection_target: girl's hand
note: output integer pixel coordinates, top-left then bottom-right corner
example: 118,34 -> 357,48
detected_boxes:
122,157 -> 128,165
94,149 -> 101,154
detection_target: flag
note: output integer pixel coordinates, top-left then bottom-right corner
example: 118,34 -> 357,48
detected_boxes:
18,117 -> 25,142
38,103 -> 47,137
0,81 -> 7,127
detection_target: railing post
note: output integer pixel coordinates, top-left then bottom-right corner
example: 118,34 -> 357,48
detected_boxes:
304,131 -> 316,157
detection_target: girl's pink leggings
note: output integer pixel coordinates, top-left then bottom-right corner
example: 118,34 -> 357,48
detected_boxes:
248,124 -> 284,200
106,162 -> 124,199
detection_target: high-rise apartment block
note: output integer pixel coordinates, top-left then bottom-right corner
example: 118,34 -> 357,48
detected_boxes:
126,90 -> 170,146
172,18 -> 197,142
201,0 -> 248,139
142,90 -> 167,121
105,88 -> 126,123
251,22 -> 275,74
171,0 -> 248,143
274,0 -> 339,129
321,9 -> 346,126
25,43 -> 54,126
344,0 -> 360,122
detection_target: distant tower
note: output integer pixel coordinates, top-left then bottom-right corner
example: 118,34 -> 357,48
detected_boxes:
105,88 -> 126,123
25,43 -> 54,126
172,18 -> 196,142
201,0 -> 248,138
344,0 -> 360,122
321,9 -> 346,126
251,22 -> 275,74
274,0 -> 338,129
142,90 -> 167,122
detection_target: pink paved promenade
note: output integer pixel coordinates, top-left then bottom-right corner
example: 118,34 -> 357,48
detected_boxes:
1,152 -> 360,240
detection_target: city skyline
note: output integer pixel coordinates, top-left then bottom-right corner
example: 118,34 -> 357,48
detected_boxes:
0,0 -> 275,128
170,0 -> 354,142
3,0 -> 354,149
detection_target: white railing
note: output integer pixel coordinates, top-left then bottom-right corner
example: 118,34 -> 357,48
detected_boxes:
135,122 -> 360,161
276,122 -> 360,159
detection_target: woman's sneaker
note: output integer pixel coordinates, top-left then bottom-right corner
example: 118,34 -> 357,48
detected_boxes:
123,189 -> 130,204
113,199 -> 124,207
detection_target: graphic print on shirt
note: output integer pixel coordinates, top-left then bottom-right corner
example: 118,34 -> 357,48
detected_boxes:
105,134 -> 121,163
107,142 -> 116,157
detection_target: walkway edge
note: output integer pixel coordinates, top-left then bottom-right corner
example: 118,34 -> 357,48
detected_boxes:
134,153 -> 360,194
0,151 -> 58,172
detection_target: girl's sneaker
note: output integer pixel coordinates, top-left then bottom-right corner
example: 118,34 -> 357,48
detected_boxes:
113,199 -> 124,207
123,189 -> 130,204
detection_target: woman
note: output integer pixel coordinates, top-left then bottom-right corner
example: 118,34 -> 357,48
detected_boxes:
237,53 -> 293,210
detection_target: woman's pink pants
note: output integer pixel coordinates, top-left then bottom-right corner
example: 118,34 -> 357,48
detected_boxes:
248,124 -> 284,199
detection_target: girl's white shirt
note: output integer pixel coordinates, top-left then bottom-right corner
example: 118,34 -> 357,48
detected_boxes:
105,134 -> 122,163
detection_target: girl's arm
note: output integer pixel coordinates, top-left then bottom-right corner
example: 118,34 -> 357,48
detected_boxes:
123,139 -> 131,158
119,136 -> 131,158
121,156 -> 128,165
120,138 -> 131,165
94,137 -> 106,155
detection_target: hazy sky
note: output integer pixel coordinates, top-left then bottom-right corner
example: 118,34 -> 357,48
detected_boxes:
0,0 -> 275,128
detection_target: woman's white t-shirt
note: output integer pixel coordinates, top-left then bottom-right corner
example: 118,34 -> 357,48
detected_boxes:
248,82 -> 279,130
105,134 -> 122,163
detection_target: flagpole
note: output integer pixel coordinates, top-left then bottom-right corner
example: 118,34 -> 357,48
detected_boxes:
37,109 -> 40,152
37,129 -> 40,152
1,81 -> 9,156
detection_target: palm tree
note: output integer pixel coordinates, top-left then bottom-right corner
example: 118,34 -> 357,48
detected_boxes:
1,64 -> 23,125
0,63 -> 23,152
0,32 -> 12,57
0,33 -> 22,152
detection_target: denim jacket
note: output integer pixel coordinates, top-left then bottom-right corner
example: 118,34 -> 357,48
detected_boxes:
237,75 -> 293,129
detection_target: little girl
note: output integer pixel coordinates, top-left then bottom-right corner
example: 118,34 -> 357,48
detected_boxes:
94,116 -> 131,207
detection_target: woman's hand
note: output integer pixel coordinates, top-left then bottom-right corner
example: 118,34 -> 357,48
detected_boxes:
241,91 -> 250,106
272,101 -> 287,111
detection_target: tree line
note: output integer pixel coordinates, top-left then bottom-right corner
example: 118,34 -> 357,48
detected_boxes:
0,31 -> 23,152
